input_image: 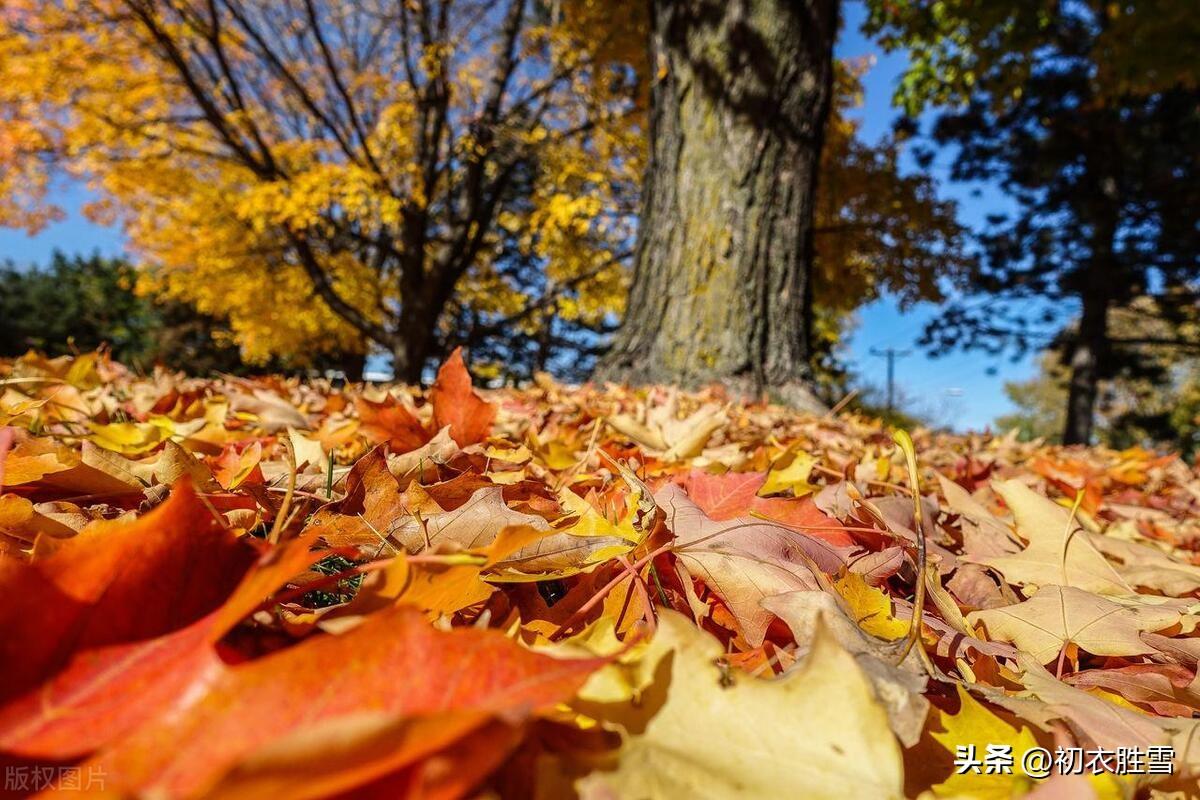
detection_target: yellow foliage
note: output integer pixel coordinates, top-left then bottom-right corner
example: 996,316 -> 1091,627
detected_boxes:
759,448 -> 819,497
930,686 -> 1043,799
1,0 -> 953,375
0,0 -> 643,367
579,611 -> 906,798
832,571 -> 909,641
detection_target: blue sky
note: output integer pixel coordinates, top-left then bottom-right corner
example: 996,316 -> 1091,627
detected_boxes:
0,3 -> 1037,431
835,2 -> 1036,430
0,183 -> 123,261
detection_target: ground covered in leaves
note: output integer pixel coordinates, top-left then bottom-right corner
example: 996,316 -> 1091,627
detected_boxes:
2,350 -> 1200,799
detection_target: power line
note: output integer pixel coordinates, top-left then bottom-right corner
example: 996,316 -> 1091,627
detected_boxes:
869,347 -> 912,412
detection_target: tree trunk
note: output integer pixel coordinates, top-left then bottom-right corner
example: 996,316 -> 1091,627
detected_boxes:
391,306 -> 434,384
391,340 -> 431,384
597,0 -> 837,411
337,350 -> 366,383
1063,203 -> 1120,445
1063,280 -> 1109,445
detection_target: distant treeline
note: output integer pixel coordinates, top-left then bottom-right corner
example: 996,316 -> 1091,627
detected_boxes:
0,252 -> 363,378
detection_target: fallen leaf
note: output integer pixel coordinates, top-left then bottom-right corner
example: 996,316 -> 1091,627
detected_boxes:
227,387 -> 309,432
80,606 -> 601,798
431,347 -> 496,447
87,418 -> 171,455
978,480 -> 1131,594
1015,654 -> 1174,752
577,610 -> 904,799
677,469 -> 854,546
967,585 -> 1179,663
0,482 -> 255,704
1065,664 -> 1200,716
761,590 -> 929,745
607,390 -> 726,460
657,483 -> 851,646
833,571 -> 909,641
759,448 -> 819,497
357,395 -> 429,454
0,535 -> 331,758
929,685 -> 1043,799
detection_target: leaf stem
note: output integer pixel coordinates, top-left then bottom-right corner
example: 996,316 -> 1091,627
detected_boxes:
268,435 -> 297,544
891,429 -> 928,669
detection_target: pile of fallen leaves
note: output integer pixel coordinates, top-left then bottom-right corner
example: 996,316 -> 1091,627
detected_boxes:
2,349 -> 1200,799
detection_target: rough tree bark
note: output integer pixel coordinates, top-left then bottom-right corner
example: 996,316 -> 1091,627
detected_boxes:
597,0 -> 838,411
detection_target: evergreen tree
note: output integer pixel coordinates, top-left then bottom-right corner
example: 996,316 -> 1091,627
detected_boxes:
0,252 -> 159,364
1,252 -> 255,374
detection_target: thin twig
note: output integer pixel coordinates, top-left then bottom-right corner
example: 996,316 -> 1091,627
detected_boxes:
813,463 -> 913,495
195,490 -> 232,532
891,430 -> 929,669
325,449 -> 335,499
550,541 -> 674,640
824,388 -> 860,418
1058,489 -> 1086,586
747,511 -> 886,536
265,485 -> 332,502
268,435 -> 297,544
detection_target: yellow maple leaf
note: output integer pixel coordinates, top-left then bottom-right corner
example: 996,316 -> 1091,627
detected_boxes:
833,571 -> 908,641
758,448 -> 818,497
930,686 -> 1042,799
980,480 -> 1131,594
578,610 -> 905,799
87,419 -> 171,456
966,585 -> 1178,663
557,487 -> 641,543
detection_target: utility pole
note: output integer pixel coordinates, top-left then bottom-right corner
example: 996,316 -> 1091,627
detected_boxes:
869,348 -> 912,412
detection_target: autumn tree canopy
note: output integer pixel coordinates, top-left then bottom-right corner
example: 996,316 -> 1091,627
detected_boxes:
867,0 -> 1200,444
1,0 -> 968,389
0,0 -> 643,379
810,60 -> 970,389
